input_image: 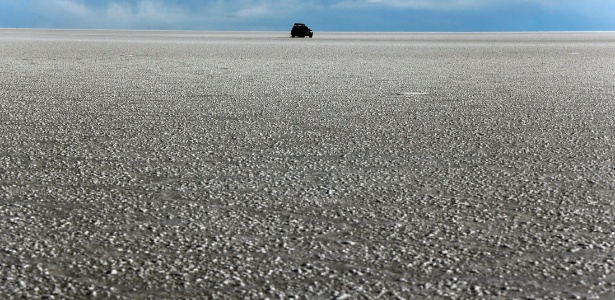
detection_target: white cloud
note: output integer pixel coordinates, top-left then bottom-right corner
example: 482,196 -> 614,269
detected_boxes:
30,0 -> 309,29
365,0 -> 487,9
16,0 -> 615,30
232,1 -> 310,18
332,0 -> 488,10
34,0 -> 190,28
336,0 -> 602,10
50,0 -> 90,16
234,4 -> 271,17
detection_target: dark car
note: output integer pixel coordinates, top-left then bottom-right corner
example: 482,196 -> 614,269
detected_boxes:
291,23 -> 313,38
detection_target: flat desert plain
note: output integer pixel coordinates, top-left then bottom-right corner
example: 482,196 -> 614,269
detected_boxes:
1,30 -> 615,299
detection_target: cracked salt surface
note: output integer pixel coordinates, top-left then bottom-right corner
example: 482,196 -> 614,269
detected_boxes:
1,29 -> 615,299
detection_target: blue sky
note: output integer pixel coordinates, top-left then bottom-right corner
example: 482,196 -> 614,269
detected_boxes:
1,0 -> 614,32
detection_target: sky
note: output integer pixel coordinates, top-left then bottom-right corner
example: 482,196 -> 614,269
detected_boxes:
1,0 -> 614,32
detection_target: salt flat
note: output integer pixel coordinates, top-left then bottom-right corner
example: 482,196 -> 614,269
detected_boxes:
1,29 -> 614,299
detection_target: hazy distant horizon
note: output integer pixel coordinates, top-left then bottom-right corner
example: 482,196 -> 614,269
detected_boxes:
2,27 -> 615,34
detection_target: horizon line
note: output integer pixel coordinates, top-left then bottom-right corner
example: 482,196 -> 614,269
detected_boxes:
2,27 -> 615,34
